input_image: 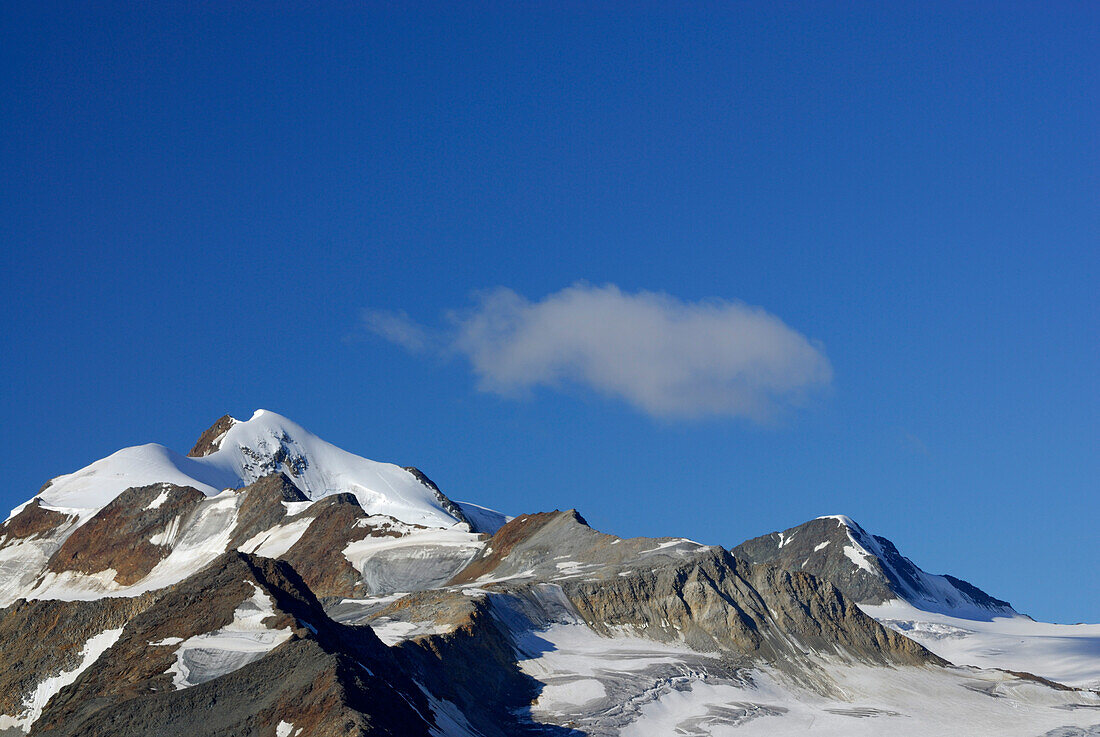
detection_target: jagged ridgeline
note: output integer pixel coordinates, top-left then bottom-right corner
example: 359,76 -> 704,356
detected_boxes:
1,412 -> 1097,736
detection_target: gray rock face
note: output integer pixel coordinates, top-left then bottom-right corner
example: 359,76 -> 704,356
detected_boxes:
731,515 -> 1016,617
226,474 -> 309,550
446,510 -> 937,669
733,516 -> 898,604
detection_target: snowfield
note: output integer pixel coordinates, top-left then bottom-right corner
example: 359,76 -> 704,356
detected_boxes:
513,619 -> 1100,737
864,598 -> 1100,689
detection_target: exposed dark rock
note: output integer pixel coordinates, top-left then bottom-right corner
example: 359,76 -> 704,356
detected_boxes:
226,473 -> 309,551
732,517 -> 897,604
187,415 -> 236,458
393,594 -> 585,737
3,411 -> 1089,735
27,552 -> 437,737
0,501 -> 74,546
0,594 -> 161,725
731,516 -> 1014,614
403,466 -> 471,528
445,509 -> 940,671
46,484 -> 206,586
35,639 -> 424,737
279,494 -> 377,599
943,573 -> 1014,611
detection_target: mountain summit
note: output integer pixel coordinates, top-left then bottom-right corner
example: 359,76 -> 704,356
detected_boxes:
16,410 -> 472,530
731,514 -> 1016,620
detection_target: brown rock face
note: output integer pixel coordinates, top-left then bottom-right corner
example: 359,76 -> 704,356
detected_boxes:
24,552 -> 438,737
403,466 -> 471,528
0,594 -> 160,724
31,552 -> 312,727
0,500 -> 75,546
187,414 -> 235,457
226,473 -> 308,550
278,495 -> 379,599
46,483 -> 206,586
227,474 -> 420,599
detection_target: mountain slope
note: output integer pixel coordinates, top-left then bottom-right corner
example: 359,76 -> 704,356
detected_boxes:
0,412 -> 496,608
7,552 -> 445,737
732,514 -> 1100,689
731,515 -> 1015,618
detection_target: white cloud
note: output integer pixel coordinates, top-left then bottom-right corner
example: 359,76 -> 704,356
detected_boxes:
361,308 -> 430,352
367,284 -> 832,421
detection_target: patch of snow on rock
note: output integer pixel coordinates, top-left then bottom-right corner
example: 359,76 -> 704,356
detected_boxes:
166,582 -> 291,689
0,626 -> 123,732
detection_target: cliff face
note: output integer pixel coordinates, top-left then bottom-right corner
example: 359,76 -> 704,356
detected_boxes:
46,484 -> 207,586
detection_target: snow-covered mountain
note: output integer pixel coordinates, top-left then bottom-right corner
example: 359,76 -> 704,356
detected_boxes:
0,411 -> 505,609
15,410 -> 472,530
1,412 -> 1097,736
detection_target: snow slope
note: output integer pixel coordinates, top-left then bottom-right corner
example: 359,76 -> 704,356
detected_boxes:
863,598 -> 1100,689
15,410 -> 469,529
499,591 -> 1100,736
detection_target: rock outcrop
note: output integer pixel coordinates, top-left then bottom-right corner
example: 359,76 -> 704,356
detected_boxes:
46,484 -> 206,586
187,415 -> 236,458
732,515 -> 1015,616
447,510 -> 938,670
20,552 -> 439,737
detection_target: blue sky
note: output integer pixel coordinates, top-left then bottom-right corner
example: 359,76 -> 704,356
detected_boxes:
2,2 -> 1096,622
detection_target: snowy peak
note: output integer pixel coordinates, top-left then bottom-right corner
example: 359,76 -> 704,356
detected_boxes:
20,410 -> 473,531
731,514 -> 1017,620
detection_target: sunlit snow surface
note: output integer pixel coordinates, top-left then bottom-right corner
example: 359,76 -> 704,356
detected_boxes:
863,599 -> 1100,689
275,721 -> 302,737
16,410 -> 465,529
512,620 -> 1100,737
454,501 -> 512,535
